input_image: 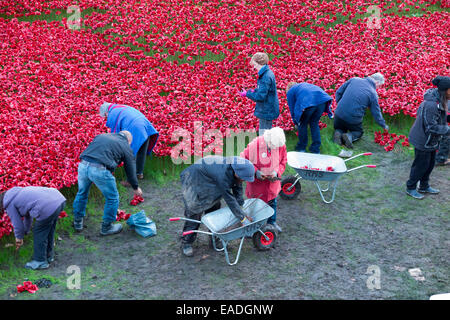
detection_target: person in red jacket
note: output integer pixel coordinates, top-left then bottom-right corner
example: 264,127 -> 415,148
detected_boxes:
240,127 -> 287,232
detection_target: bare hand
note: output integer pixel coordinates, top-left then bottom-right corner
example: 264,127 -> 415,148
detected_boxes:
15,238 -> 23,251
133,187 -> 143,197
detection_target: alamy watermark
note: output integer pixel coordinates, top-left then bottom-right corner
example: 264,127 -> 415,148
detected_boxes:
366,265 -> 381,290
66,265 -> 81,290
67,5 -> 81,30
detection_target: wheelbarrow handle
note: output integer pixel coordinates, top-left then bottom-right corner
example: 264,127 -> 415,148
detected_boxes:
344,152 -> 372,162
169,217 -> 202,224
182,230 -> 213,236
347,164 -> 377,172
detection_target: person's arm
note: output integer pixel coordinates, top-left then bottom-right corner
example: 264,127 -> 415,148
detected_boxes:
231,182 -> 245,207
423,104 -> 449,135
122,147 -> 139,190
369,93 -> 387,129
221,188 -> 245,221
246,77 -> 270,102
286,89 -> 297,124
6,205 -> 26,240
335,79 -> 351,103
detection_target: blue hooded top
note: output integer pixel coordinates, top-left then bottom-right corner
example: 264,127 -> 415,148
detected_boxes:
105,104 -> 159,156
286,82 -> 333,125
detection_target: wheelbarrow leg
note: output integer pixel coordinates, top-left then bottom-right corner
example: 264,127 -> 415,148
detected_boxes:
223,237 -> 246,266
315,178 -> 340,204
211,234 -> 225,252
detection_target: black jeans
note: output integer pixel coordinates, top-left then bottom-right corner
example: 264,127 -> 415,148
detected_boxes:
181,202 -> 221,244
136,137 -> 150,175
32,202 -> 65,262
436,133 -> 449,163
333,115 -> 363,142
406,149 -> 436,190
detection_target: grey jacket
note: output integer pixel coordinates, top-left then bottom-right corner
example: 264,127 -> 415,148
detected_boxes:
180,156 -> 246,220
3,187 -> 66,239
409,89 -> 449,151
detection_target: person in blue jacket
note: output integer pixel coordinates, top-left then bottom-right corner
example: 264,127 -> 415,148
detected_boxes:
99,102 -> 159,182
286,82 -> 333,153
240,52 -> 280,135
333,73 -> 389,148
0,187 -> 66,270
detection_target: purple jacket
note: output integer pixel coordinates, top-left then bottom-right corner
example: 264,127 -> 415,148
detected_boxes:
3,187 -> 66,239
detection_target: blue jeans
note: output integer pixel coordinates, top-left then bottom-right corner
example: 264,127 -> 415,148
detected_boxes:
267,197 -> 277,225
258,118 -> 273,136
73,162 -> 119,224
296,103 -> 327,153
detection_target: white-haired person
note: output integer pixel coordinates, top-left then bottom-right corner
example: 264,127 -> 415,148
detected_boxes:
239,52 -> 280,135
240,127 -> 287,232
333,72 -> 389,148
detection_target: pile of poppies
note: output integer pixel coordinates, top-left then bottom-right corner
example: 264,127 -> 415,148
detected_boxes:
374,130 -> 410,152
0,1 -> 448,239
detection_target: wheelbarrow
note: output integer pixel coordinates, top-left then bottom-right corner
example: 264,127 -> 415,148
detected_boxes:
280,151 -> 376,204
169,198 -> 276,266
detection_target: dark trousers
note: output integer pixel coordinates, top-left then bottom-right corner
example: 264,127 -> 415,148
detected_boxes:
436,133 -> 449,163
333,115 -> 363,142
32,202 -> 65,262
136,137 -> 150,175
181,202 -> 221,244
406,149 -> 436,190
266,197 -> 277,225
296,103 -> 327,153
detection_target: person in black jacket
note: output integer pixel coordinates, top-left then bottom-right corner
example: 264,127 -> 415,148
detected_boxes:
179,156 -> 255,257
72,131 -> 143,235
406,76 -> 450,199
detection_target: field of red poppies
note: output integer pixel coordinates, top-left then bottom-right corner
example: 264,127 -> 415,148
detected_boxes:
0,0 -> 449,239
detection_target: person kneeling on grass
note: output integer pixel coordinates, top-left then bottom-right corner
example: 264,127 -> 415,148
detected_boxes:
406,76 -> 450,199
179,156 -> 255,257
240,127 -> 287,233
72,131 -> 143,235
0,187 -> 66,270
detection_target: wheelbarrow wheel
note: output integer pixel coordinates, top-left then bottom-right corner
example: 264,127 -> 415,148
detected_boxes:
253,224 -> 277,251
280,176 -> 301,200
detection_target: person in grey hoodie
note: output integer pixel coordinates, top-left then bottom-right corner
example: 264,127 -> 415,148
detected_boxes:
406,76 -> 450,199
179,156 -> 255,257
0,187 -> 66,270
333,73 -> 389,148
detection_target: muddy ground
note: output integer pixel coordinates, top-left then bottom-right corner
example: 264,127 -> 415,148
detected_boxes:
1,138 -> 449,300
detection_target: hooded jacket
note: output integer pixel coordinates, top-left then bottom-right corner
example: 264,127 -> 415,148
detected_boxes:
3,187 -> 66,239
409,88 -> 449,151
246,65 -> 280,121
240,136 -> 287,202
180,156 -> 255,220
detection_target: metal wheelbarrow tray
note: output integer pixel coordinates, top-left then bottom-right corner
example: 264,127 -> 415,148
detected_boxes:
170,198 -> 276,265
280,152 -> 376,204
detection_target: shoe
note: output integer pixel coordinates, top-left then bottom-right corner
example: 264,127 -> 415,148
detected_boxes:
271,222 -> 283,233
25,260 -> 50,270
418,186 -> 440,194
137,173 -> 144,180
182,243 -> 193,257
47,251 -> 55,263
100,222 -> 123,236
342,133 -> 353,149
73,217 -> 84,232
406,189 -> 424,200
333,131 -> 343,145
435,159 -> 450,166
